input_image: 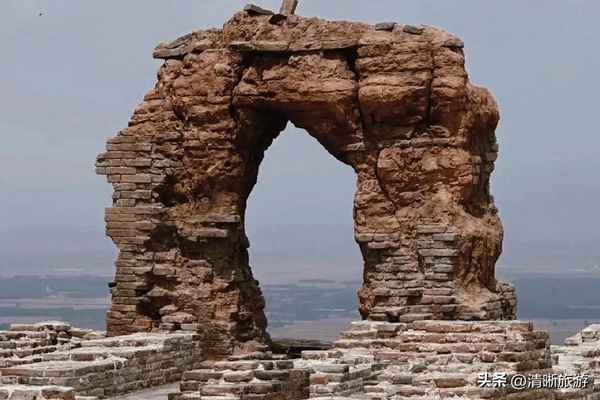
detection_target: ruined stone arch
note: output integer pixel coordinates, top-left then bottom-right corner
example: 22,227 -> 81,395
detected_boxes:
97,10 -> 516,356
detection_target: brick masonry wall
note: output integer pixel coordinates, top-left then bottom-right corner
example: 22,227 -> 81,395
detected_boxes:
3,320 -> 600,399
295,320 -> 600,399
0,385 -> 75,400
0,321 -> 101,369
170,354 -> 310,400
97,7 -> 514,354
0,325 -> 203,399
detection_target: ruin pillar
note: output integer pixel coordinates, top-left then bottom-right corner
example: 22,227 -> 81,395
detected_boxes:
97,8 -> 515,356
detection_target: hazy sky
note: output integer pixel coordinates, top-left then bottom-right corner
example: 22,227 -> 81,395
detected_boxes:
1,0 -> 598,281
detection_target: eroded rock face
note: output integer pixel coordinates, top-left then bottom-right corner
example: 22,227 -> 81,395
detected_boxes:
96,10 -> 515,355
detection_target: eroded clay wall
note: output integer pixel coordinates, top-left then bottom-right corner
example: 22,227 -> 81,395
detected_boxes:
97,9 -> 514,355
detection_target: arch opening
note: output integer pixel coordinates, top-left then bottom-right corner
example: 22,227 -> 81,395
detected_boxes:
245,123 -> 362,340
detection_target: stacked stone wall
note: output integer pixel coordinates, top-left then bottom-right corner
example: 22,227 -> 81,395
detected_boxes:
295,320 -> 553,399
0,385 -> 76,400
170,354 -> 309,400
0,321 -> 99,369
0,322 -> 203,399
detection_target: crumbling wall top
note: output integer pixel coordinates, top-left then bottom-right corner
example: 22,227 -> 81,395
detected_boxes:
153,5 -> 464,60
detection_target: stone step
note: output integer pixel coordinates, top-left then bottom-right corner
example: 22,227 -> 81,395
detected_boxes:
310,377 -> 365,395
398,313 -> 434,322
181,370 -> 294,391
197,359 -> 293,371
0,385 -> 75,400
0,332 -> 56,342
301,350 -> 343,360
335,333 -> 546,350
0,325 -> 75,366
340,330 -> 379,340
9,321 -> 71,332
10,344 -> 60,358
79,332 -> 198,348
41,344 -> 170,363
199,381 -> 284,396
312,363 -> 350,374
0,358 -> 124,381
174,355 -> 310,400
226,351 -> 273,361
312,397 -> 354,400
170,393 -> 237,400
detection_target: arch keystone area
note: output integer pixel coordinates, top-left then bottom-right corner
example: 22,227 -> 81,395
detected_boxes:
96,6 -> 515,356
